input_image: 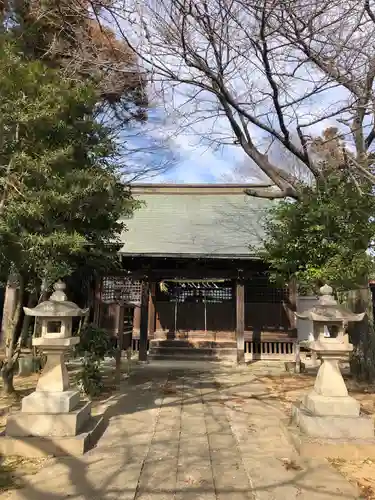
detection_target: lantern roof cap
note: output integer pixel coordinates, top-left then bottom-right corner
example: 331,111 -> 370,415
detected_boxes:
295,284 -> 365,323
23,281 -> 89,317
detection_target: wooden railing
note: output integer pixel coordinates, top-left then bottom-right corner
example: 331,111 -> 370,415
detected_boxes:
129,337 -> 296,360
244,339 -> 295,360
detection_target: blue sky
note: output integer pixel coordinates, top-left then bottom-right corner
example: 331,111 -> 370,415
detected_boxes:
159,138 -> 249,184
119,78 -> 351,185
122,106 -> 256,184
121,94 -> 350,185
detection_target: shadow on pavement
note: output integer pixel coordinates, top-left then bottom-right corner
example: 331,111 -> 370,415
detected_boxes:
1,363 -> 359,500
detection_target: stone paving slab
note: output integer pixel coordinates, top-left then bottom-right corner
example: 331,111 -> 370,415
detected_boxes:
0,362 -> 360,500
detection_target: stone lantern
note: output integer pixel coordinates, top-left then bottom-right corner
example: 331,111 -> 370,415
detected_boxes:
21,281 -> 89,411
292,284 -> 374,442
0,281 -> 99,457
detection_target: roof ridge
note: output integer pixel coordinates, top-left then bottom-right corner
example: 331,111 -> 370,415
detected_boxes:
129,183 -> 273,195
130,182 -> 271,188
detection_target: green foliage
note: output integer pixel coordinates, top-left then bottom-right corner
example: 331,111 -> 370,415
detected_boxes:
75,324 -> 116,360
259,159 -> 375,381
74,324 -> 116,397
259,172 -> 375,292
76,358 -> 104,398
0,36 -> 138,290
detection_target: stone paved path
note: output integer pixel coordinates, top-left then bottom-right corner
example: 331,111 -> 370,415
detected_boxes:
1,362 -> 360,500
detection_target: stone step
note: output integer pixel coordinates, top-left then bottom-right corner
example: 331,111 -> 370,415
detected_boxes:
148,353 -> 235,362
137,331 -> 236,340
149,346 -> 238,362
148,338 -> 238,362
149,340 -> 236,349
149,346 -> 237,356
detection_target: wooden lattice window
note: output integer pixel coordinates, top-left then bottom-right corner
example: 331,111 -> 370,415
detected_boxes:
101,276 -> 142,304
245,275 -> 288,303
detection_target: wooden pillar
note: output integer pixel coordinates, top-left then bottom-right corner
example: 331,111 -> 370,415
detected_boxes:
148,282 -> 156,338
122,307 -> 133,350
110,303 -> 120,336
155,310 -> 162,337
236,279 -> 245,364
288,276 -> 297,331
115,303 -> 125,383
93,277 -> 102,326
139,280 -> 150,362
133,306 -> 141,333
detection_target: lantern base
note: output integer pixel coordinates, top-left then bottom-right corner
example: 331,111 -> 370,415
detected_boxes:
292,402 -> 374,439
287,421 -> 375,461
0,414 -> 104,457
302,390 -> 360,417
6,401 -> 91,438
21,390 -> 81,414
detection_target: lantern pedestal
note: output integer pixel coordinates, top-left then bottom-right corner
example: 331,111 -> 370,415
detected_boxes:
21,337 -> 81,414
293,341 -> 374,439
4,336 -> 95,448
302,392 -> 360,418
302,343 -> 360,418
291,343 -> 375,460
22,390 -> 81,414
5,401 -> 92,438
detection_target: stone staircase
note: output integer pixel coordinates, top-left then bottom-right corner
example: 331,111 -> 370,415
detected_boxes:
148,339 -> 238,362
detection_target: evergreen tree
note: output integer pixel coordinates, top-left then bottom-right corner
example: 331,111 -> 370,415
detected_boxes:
0,0 -> 147,121
0,38 -> 137,394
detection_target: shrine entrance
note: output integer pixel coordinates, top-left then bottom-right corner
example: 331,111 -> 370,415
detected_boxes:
94,256 -> 294,361
155,279 -> 235,336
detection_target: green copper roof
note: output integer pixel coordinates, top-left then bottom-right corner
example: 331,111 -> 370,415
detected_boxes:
119,184 -> 273,258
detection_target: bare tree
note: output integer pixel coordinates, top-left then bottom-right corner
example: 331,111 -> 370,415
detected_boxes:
90,0 -> 375,198
221,133 -> 314,186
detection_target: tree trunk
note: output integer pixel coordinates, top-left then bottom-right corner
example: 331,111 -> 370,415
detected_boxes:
0,272 -> 18,349
1,272 -> 24,395
1,362 -> 15,395
345,280 -> 375,382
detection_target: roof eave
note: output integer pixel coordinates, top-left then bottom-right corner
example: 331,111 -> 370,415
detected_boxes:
119,252 -> 262,260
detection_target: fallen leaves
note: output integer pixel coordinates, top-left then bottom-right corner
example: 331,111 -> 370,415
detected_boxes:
280,458 -> 303,471
161,383 -> 178,395
262,374 -> 375,499
0,456 -> 49,492
184,474 -> 203,485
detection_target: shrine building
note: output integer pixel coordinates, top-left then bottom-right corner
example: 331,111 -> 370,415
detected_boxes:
94,184 -> 297,362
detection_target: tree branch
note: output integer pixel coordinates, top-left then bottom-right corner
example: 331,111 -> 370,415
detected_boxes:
258,7 -> 290,145
244,186 -> 295,199
365,0 -> 375,25
366,128 -> 375,148
215,86 -> 298,196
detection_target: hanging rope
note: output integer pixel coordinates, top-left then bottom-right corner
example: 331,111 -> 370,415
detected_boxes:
159,279 -> 225,292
